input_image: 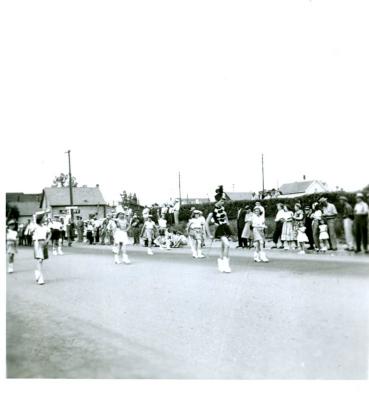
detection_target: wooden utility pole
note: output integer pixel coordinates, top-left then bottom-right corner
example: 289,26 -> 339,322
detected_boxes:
261,153 -> 265,198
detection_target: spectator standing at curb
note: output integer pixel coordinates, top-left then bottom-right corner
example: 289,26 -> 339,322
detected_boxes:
304,205 -> 315,250
311,202 -> 322,251
319,197 -> 338,250
236,206 -> 247,248
271,203 -> 284,249
354,193 -> 368,254
339,196 -> 355,251
173,199 -> 180,226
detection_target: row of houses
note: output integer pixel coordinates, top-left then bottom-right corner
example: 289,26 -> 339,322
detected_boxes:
178,180 -> 329,205
6,186 -> 107,224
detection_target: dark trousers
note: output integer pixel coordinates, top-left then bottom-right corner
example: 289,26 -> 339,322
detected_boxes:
354,215 -> 368,251
272,221 -> 283,245
305,220 -> 314,248
132,227 -> 140,244
86,231 -> 94,245
237,225 -> 247,247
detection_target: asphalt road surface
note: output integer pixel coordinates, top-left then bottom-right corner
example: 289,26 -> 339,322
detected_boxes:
6,244 -> 369,379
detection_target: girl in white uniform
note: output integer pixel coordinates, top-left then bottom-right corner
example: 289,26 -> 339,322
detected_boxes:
141,215 -> 157,255
296,221 -> 309,254
32,212 -> 51,285
251,207 -> 269,262
6,220 -> 18,273
113,212 -> 131,264
187,210 -> 206,258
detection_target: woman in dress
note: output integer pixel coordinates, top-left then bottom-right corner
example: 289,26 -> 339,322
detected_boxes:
205,185 -> 232,273
281,204 -> 294,250
296,221 -> 309,254
319,219 -> 330,252
141,214 -> 157,255
241,206 -> 253,249
293,203 -> 304,247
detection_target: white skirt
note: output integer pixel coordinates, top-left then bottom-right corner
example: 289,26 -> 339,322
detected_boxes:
114,230 -> 129,245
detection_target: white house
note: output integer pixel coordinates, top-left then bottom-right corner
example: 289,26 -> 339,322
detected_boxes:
278,180 -> 329,198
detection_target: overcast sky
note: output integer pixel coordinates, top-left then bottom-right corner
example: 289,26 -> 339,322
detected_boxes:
1,0 -> 368,206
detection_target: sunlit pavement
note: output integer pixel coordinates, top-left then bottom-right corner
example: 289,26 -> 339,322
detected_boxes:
6,243 -> 369,379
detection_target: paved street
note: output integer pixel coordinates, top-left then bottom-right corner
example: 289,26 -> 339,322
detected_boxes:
6,244 -> 369,379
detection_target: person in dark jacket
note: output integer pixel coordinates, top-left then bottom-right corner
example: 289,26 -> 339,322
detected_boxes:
303,205 -> 315,250
236,207 -> 247,248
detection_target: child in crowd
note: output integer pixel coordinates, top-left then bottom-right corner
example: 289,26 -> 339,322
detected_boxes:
6,220 -> 18,274
296,221 -> 309,254
141,215 -> 157,255
251,207 -> 269,262
32,211 -> 51,285
112,212 -> 131,264
319,219 -> 330,252
281,204 -> 294,250
187,210 -> 206,258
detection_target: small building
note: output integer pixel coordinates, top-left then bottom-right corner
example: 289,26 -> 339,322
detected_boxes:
278,180 -> 329,198
40,185 -> 107,220
224,192 -> 254,201
177,197 -> 210,205
6,193 -> 42,225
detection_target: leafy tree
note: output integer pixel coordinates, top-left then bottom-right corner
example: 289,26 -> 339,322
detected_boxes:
6,203 -> 20,222
52,173 -> 78,187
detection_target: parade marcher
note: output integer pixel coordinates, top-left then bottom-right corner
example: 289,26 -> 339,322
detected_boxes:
112,212 -> 131,264
187,210 -> 206,258
319,197 -> 338,250
50,215 -> 63,255
32,211 -> 51,285
311,202 -> 323,251
354,193 -> 369,254
6,220 -> 18,273
271,203 -> 284,249
281,204 -> 294,250
251,207 -> 269,262
303,205 -> 315,250
319,219 -> 330,253
296,221 -> 309,254
236,207 -> 247,248
241,206 -> 253,249
339,196 -> 355,251
141,214 -> 157,255
205,185 -> 232,273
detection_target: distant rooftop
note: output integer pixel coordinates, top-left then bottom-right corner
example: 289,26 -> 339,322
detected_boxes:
41,186 -> 106,206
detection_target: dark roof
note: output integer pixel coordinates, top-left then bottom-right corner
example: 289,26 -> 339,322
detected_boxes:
279,180 -> 326,195
6,192 -> 42,203
225,192 -> 254,201
41,187 -> 106,206
8,201 -> 41,216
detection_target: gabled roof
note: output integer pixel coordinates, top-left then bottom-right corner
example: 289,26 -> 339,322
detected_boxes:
225,192 -> 254,201
8,201 -> 41,216
6,192 -> 42,203
279,180 -> 326,195
41,187 -> 106,206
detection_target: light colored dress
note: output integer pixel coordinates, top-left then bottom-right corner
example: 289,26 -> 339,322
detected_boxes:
297,226 -> 309,243
281,211 -> 294,241
251,214 -> 266,243
241,213 -> 253,239
319,224 -> 329,240
114,219 -> 130,245
7,229 -> 17,254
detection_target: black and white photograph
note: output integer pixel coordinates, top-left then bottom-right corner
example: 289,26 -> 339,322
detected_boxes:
1,0 -> 369,398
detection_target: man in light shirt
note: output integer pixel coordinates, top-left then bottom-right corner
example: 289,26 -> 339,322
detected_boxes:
319,197 -> 338,250
339,196 -> 355,251
271,203 -> 284,249
354,193 -> 368,254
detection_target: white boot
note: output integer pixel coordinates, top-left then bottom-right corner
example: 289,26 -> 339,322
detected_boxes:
35,270 -> 40,281
192,251 -> 198,258
222,257 -> 231,273
260,251 -> 269,263
52,248 -> 57,256
8,263 -> 14,274
37,273 -> 45,285
197,250 -> 205,259
122,254 -> 131,264
148,248 -> 154,255
114,254 -> 120,264
217,258 -> 224,272
254,252 -> 261,262
58,246 -> 63,255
